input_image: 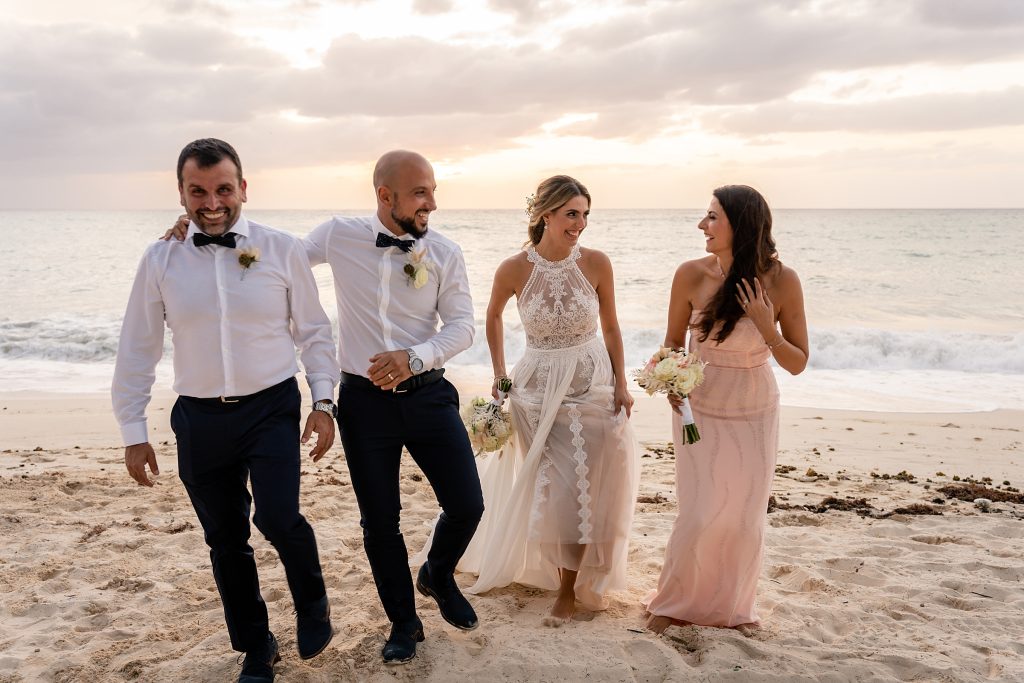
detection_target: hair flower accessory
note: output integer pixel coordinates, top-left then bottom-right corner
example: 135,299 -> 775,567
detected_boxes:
237,247 -> 260,280
402,245 -> 431,289
525,193 -> 536,217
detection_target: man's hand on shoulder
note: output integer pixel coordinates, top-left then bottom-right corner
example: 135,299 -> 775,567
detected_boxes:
302,407 -> 335,462
125,443 -> 160,487
160,214 -> 190,241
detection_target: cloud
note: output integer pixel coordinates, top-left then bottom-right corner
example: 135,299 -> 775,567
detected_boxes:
413,0 -> 454,14
2,0 -> 1024,208
487,0 -> 567,24
702,87 -> 1024,135
914,0 -> 1024,28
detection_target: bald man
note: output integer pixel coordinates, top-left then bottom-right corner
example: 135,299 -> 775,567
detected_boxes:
304,151 -> 483,664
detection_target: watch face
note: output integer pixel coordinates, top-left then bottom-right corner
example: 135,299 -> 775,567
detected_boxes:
411,357 -> 424,372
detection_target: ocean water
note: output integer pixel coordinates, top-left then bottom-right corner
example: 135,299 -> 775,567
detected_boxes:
1,209 -> 1021,412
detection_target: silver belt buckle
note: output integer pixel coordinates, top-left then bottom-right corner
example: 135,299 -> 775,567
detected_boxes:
219,396 -> 240,403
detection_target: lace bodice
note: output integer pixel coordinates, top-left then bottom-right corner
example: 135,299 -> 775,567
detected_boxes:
518,245 -> 599,350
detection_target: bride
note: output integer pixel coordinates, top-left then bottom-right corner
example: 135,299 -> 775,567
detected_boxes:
458,175 -> 639,624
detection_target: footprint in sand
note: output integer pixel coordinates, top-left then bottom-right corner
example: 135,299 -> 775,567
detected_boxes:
73,612 -> 112,633
910,534 -> 966,546
664,626 -> 708,665
262,587 -> 286,602
939,594 -> 980,611
101,577 -> 154,593
769,513 -> 824,527
822,557 -> 867,572
59,481 -> 85,495
621,638 -> 691,675
452,631 -> 488,655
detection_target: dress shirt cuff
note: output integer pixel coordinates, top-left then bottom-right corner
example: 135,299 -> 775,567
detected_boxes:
410,342 -> 437,372
121,421 -> 149,448
309,378 -> 335,403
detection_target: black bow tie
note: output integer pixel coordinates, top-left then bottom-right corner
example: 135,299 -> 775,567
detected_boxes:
375,232 -> 415,253
193,232 -> 237,248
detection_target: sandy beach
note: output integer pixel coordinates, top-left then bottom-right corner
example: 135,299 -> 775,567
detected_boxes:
1,375 -> 1022,682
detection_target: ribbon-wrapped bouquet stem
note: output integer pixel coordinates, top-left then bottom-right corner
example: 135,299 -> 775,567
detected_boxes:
462,377 -> 514,456
633,347 -> 707,444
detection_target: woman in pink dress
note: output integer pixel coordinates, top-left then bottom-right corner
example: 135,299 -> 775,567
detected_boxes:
645,185 -> 809,632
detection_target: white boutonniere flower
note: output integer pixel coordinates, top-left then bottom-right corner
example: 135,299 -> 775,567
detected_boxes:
237,247 -> 260,280
403,246 -> 431,289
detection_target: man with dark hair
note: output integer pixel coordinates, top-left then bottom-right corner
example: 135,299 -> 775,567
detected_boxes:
114,138 -> 339,683
176,138 -> 244,185
164,149 -> 484,666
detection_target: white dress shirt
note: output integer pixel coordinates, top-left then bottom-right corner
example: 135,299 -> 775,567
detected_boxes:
112,216 -> 339,446
304,215 -> 474,376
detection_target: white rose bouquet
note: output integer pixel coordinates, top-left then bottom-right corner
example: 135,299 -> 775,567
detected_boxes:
462,378 -> 514,456
633,347 -> 706,443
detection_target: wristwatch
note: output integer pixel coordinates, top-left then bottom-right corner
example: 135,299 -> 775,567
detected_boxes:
312,400 -> 337,418
406,348 -> 424,375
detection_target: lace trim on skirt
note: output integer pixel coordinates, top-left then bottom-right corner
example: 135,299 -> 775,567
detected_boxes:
568,403 -> 593,543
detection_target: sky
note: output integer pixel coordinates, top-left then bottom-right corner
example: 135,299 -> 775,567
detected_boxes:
1,0 -> 1022,209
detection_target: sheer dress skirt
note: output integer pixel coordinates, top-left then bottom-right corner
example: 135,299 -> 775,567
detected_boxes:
464,337 -> 639,610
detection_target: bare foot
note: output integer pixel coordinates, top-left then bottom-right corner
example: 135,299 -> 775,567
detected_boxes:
735,622 -> 761,637
645,614 -> 674,634
541,567 -> 577,627
543,590 -> 575,627
541,614 -> 570,628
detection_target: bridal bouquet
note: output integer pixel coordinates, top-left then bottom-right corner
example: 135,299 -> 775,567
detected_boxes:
634,347 -> 706,443
462,378 -> 514,456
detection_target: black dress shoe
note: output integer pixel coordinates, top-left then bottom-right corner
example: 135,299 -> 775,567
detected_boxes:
416,565 -> 479,631
238,632 -> 280,683
296,594 -> 334,659
382,618 -> 425,665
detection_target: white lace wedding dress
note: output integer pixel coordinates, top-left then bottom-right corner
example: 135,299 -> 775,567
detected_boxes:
460,244 -> 640,610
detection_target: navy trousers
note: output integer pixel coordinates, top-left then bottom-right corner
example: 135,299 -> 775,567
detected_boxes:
172,377 -> 327,653
337,375 -> 484,625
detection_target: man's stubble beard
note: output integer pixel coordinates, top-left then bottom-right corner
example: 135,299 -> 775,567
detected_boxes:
391,208 -> 428,240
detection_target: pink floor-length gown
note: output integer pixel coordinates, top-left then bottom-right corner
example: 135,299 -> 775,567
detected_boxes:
645,310 -> 779,626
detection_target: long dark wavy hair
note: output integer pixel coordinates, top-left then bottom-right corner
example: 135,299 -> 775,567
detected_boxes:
694,185 -> 778,344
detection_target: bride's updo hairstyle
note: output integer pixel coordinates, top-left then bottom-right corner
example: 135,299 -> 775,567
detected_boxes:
526,175 -> 591,246
694,185 -> 778,344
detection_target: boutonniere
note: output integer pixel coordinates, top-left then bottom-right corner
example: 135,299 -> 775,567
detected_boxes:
237,247 -> 260,280
403,246 -> 431,289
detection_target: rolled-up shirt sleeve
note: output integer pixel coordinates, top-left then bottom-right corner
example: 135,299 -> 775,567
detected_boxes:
111,246 -> 166,446
303,219 -> 333,268
285,239 -> 339,401
412,243 -> 475,370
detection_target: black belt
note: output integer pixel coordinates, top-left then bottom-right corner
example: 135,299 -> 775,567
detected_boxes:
182,377 -> 295,405
341,369 -> 444,394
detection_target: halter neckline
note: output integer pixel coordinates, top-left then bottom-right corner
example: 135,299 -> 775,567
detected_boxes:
527,243 -> 581,267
